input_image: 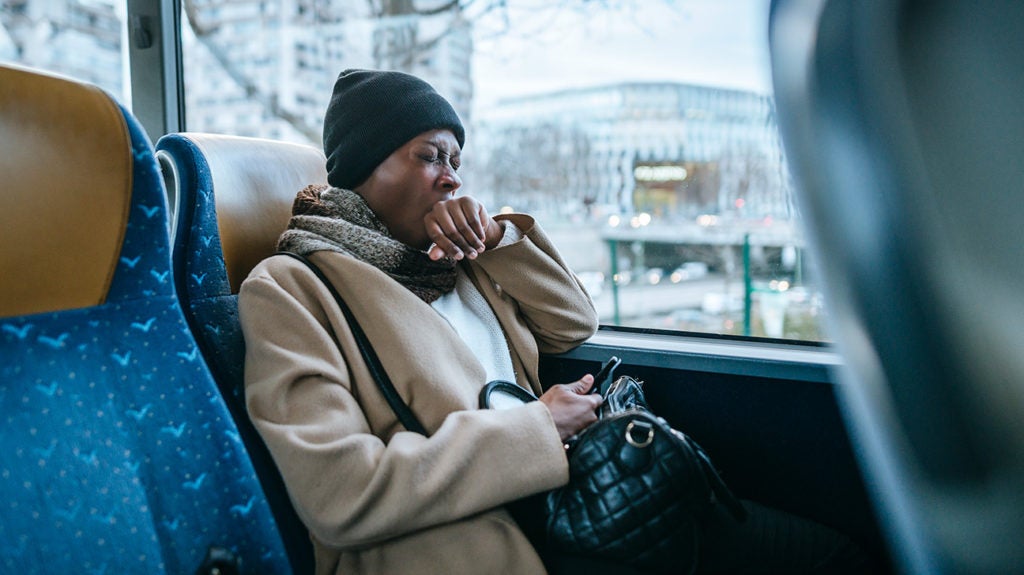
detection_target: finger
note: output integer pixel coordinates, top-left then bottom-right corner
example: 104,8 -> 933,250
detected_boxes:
459,200 -> 488,253
451,203 -> 486,255
578,374 -> 595,393
471,203 -> 488,248
567,374 -> 595,395
433,204 -> 479,257
425,218 -> 464,260
427,244 -> 449,261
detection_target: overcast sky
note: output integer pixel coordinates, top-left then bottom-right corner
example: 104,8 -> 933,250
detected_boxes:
470,0 -> 772,113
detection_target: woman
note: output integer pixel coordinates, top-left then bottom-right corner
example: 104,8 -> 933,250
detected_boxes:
240,69 -> 873,575
239,69 -> 603,574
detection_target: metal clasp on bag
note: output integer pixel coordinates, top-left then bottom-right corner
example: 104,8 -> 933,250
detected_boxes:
625,420 -> 654,448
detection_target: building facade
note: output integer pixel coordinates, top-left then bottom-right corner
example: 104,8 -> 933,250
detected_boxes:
1,0 -> 123,99
180,0 -> 473,145
2,0 -> 790,230
470,82 -> 792,226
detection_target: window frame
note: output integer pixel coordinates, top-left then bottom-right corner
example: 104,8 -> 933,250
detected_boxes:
557,326 -> 839,384
127,0 -> 185,140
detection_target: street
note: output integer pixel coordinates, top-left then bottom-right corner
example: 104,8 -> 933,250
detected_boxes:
589,274 -> 744,323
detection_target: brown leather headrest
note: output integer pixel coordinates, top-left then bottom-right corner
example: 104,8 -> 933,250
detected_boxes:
167,133 -> 327,293
0,64 -> 131,318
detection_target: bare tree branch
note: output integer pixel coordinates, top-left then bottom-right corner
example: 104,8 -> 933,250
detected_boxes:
182,0 -> 321,141
178,0 -> 654,140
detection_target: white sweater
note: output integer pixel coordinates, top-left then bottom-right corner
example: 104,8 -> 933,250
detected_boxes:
430,223 -> 522,384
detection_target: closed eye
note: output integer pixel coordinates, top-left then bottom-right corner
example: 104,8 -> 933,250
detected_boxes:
421,151 -> 460,171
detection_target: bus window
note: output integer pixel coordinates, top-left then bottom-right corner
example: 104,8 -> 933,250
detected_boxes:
0,0 -> 128,104
2,0 -> 829,342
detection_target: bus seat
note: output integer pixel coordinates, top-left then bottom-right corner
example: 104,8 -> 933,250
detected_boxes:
156,132 -> 328,575
0,64 -> 291,574
769,1 -> 1024,573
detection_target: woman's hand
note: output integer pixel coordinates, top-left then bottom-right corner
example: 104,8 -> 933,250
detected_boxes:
539,374 -> 604,442
425,196 -> 504,261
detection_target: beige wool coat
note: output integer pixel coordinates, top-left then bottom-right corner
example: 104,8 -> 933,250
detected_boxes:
239,214 -> 599,575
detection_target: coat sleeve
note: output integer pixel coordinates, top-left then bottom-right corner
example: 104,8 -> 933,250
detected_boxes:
238,260 -> 569,550
471,213 -> 599,354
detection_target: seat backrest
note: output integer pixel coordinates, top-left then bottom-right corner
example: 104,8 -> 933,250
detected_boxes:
0,64 -> 292,574
156,132 -> 328,575
769,1 -> 1024,573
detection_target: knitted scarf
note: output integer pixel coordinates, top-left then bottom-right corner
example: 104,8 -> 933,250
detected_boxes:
277,185 -> 457,303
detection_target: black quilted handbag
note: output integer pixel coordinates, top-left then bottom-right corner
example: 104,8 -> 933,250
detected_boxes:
540,374 -> 747,573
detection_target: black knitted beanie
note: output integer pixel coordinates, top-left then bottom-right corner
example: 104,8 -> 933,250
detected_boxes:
323,69 -> 465,190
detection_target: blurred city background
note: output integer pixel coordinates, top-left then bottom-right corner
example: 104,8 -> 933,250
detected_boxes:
1,0 -> 827,341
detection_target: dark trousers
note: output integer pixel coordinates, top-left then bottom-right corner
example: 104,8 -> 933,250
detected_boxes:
696,500 -> 873,574
545,500 -> 874,575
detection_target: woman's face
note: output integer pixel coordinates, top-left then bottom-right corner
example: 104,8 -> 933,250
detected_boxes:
354,129 -> 462,250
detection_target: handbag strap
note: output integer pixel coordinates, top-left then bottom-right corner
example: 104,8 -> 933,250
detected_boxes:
276,251 -> 428,436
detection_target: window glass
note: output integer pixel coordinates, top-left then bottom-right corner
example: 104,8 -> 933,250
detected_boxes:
1,0 -> 129,105
180,0 -> 828,342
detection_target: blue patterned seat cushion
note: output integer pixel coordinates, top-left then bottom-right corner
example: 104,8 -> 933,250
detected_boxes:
0,298 -> 290,573
0,107 -> 290,574
161,133 -> 314,575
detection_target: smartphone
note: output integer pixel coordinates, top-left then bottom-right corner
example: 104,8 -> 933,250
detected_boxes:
591,356 -> 621,394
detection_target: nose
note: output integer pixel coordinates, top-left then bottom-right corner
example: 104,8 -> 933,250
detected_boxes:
439,165 -> 462,192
